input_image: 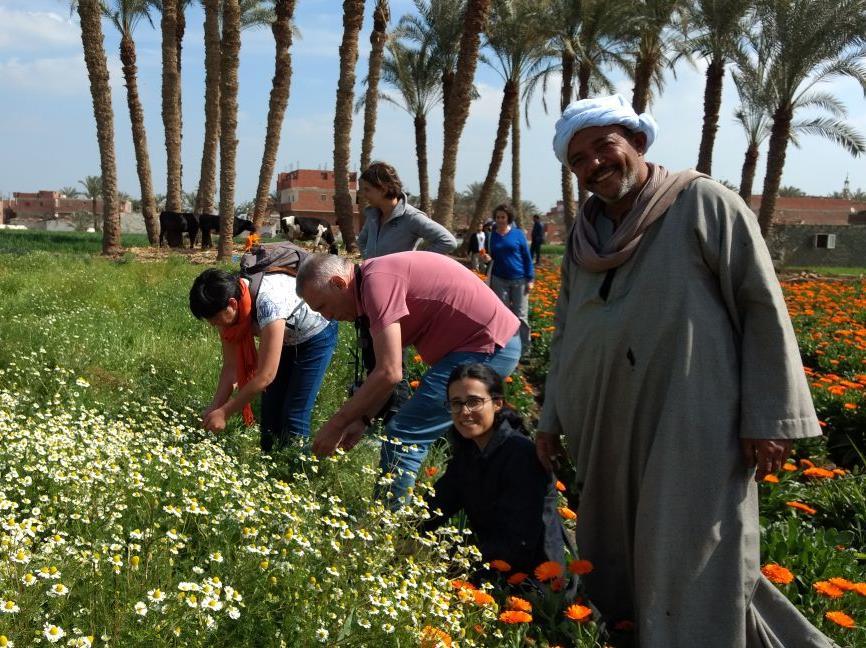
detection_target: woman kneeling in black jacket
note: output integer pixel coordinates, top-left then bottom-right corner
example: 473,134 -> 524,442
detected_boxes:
422,363 -> 566,578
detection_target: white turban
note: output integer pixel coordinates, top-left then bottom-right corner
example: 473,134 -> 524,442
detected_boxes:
552,94 -> 658,165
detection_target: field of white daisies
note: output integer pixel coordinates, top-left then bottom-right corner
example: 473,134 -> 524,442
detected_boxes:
0,231 -> 864,647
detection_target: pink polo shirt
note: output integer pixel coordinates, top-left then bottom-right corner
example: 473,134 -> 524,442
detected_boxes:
355,251 -> 519,365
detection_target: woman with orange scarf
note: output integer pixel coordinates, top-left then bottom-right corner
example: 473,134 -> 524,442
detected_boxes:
189,268 -> 338,452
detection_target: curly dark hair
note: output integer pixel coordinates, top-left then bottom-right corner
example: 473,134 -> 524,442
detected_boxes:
492,203 -> 515,224
360,161 -> 403,199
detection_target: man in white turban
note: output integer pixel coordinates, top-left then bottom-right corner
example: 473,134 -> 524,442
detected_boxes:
537,95 -> 833,647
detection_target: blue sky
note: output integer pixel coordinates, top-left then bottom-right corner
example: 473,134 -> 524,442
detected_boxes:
1,0 -> 864,212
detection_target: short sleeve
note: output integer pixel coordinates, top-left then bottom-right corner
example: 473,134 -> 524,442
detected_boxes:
256,274 -> 301,329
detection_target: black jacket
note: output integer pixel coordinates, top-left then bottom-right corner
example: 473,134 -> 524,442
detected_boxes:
422,418 -> 565,575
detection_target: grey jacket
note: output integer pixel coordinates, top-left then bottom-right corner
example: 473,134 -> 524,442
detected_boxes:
357,194 -> 457,259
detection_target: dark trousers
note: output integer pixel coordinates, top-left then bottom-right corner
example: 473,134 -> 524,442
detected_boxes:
530,240 -> 543,265
259,320 -> 338,452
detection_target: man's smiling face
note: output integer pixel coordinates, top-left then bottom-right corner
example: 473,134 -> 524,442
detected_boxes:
566,125 -> 648,205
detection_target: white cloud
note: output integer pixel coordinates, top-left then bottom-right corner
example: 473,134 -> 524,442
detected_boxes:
0,54 -> 124,97
0,8 -> 80,51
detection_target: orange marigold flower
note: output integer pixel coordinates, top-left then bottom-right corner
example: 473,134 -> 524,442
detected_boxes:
489,559 -> 511,572
565,604 -> 593,622
781,462 -> 798,472
413,354 -> 422,362
550,576 -> 566,592
473,590 -> 496,606
833,468 -> 847,476
761,563 -> 795,585
424,466 -> 439,478
451,579 -> 477,591
568,559 -> 594,575
409,380 -> 421,389
420,626 -> 452,647
852,583 -> 866,597
507,572 -> 528,586
558,506 -> 577,521
505,376 -> 514,383
799,458 -> 816,469
762,474 -> 780,483
825,611 -> 856,628
506,596 -> 532,612
499,610 -> 532,624
803,467 -> 836,479
555,480 -> 566,492
534,561 -> 563,582
814,581 -> 845,598
843,403 -> 858,410
786,501 -> 817,515
829,577 -> 856,592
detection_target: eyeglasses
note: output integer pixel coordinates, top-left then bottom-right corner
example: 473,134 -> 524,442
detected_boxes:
445,396 -> 493,414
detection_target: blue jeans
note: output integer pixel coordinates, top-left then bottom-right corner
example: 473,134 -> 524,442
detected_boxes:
260,320 -> 338,452
377,333 -> 522,503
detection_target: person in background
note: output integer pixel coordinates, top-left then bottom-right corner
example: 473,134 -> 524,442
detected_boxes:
530,214 -> 545,265
356,161 -> 456,259
189,268 -> 338,452
488,204 -> 534,359
422,363 -> 565,577
467,222 -> 486,271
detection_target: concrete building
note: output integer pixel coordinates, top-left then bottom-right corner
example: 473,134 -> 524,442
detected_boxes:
276,169 -> 360,230
3,190 -> 132,229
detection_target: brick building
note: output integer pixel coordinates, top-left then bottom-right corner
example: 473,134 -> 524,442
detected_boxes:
276,169 -> 360,230
3,190 -> 132,227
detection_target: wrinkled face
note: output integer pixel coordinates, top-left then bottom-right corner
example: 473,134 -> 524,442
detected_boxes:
359,180 -> 389,207
206,298 -> 238,331
299,278 -> 356,321
566,125 -> 648,205
447,378 -> 502,448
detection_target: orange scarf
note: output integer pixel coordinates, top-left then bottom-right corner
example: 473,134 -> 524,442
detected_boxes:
219,280 -> 257,426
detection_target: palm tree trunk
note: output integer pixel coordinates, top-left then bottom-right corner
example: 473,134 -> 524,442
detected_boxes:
758,104 -> 793,236
333,0 -> 366,253
466,79 -> 517,240
511,84 -> 521,226
696,57 -> 725,175
739,143 -> 759,204
161,0 -> 183,212
217,0 -> 241,261
359,0 -> 390,190
120,33 -> 158,245
77,0 -> 120,255
559,51 -> 575,230
432,0 -> 492,229
195,0 -> 221,216
251,0 -> 298,230
414,113 -> 430,214
441,69 -> 455,126
631,56 -> 653,114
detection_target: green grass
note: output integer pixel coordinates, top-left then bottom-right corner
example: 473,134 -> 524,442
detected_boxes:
0,229 -> 150,255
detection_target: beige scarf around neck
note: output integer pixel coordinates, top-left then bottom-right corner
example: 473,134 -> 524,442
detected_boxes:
569,164 -> 704,272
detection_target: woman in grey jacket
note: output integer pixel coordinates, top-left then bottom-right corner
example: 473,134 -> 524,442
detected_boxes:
357,161 -> 457,259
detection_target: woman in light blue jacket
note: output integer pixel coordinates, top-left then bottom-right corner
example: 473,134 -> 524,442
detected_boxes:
356,161 -> 457,259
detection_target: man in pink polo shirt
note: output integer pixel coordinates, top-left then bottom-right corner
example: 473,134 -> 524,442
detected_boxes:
296,251 -> 521,501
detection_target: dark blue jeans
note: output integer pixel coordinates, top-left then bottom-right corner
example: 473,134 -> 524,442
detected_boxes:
260,320 -> 338,452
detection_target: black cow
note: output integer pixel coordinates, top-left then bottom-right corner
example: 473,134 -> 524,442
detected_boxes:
159,211 -> 199,248
199,214 -> 257,249
280,215 -> 339,254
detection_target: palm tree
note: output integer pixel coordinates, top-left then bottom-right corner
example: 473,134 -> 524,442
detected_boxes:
333,0 -> 366,252
682,0 -> 752,175
359,0 -> 391,200
159,0 -> 183,212
75,3 -> 121,253
398,0 -> 467,133
432,0 -> 493,229
194,0 -> 221,217
78,174 -> 103,230
102,0 -> 160,245
539,0 -> 631,227
752,0 -> 866,235
218,0 -> 242,260
733,61 -> 866,205
628,0 -> 683,114
467,0 -> 550,234
251,0 -> 298,230
362,41 -> 443,214
59,186 -> 81,198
